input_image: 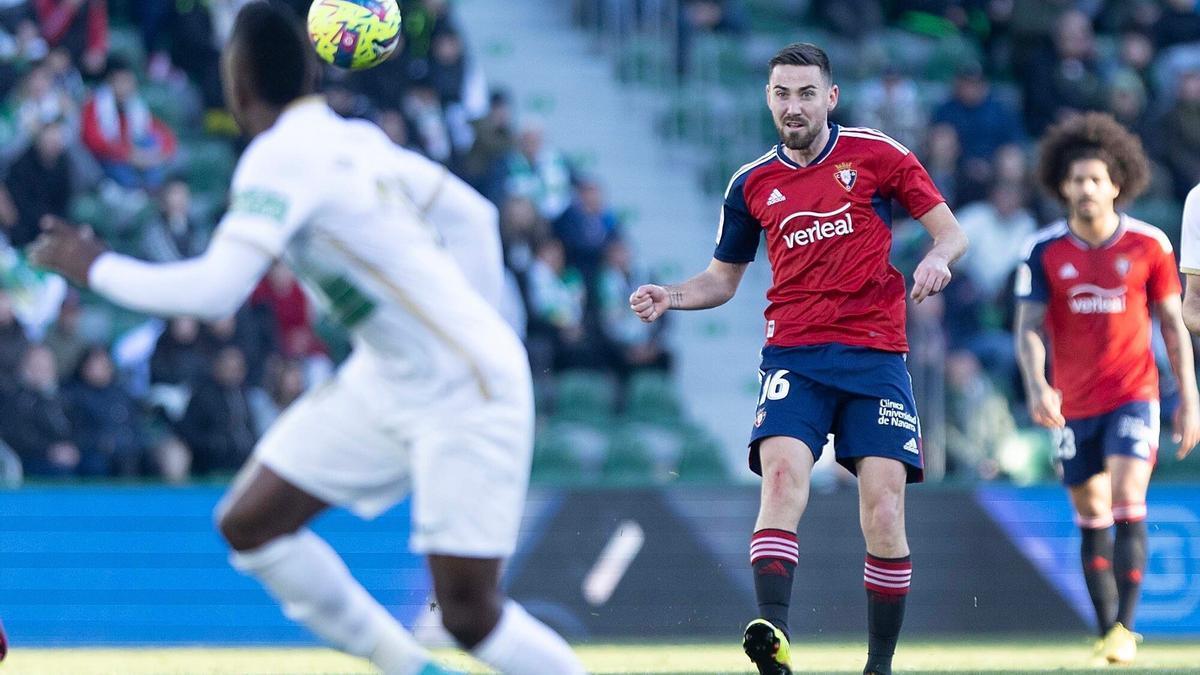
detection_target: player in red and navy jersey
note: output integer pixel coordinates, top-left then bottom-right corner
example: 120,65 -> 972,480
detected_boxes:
629,43 -> 967,675
1015,113 -> 1200,666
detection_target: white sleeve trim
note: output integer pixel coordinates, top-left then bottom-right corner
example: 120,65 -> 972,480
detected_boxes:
88,236 -> 273,320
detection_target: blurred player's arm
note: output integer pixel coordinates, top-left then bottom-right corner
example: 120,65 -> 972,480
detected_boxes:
1179,184 -> 1200,333
629,259 -> 748,323
28,215 -> 272,320
1014,300 -> 1065,429
911,202 -> 968,304
1156,294 -> 1200,457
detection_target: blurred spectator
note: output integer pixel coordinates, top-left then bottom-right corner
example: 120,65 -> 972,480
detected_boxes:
1154,0 -> 1200,50
460,90 -> 514,203
177,345 -> 257,475
81,56 -> 178,190
506,121 -> 573,222
954,181 -> 1036,301
923,123 -> 961,207
1022,9 -> 1105,135
1158,68 -> 1200,201
162,0 -> 223,110
249,358 -> 306,437
138,178 -> 209,262
5,120 -> 71,247
676,0 -> 746,79
853,67 -> 926,151
931,62 -> 1024,199
809,0 -> 884,40
62,345 -> 145,476
526,237 -> 591,372
499,195 -> 548,278
249,263 -> 331,383
0,289 -> 29,392
149,316 -> 209,388
376,107 -> 418,152
33,0 -> 107,76
1116,28 -> 1158,100
0,60 -> 77,164
0,344 -> 79,476
404,84 -> 451,162
553,179 -> 621,280
1107,70 -> 1153,148
595,239 -> 671,379
42,292 -> 85,377
201,309 -> 278,388
944,351 -> 1015,480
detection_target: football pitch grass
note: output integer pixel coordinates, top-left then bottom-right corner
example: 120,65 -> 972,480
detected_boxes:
5,639 -> 1200,674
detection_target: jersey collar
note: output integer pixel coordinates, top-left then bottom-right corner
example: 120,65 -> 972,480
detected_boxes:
775,123 -> 840,169
1066,213 -> 1126,250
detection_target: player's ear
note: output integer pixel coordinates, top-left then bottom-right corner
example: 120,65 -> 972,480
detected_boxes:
827,83 -> 839,111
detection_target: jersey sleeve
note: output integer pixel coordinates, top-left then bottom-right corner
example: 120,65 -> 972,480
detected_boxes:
878,150 -> 945,220
212,137 -> 320,258
713,173 -> 761,263
1180,184 -> 1200,274
1148,235 -> 1182,302
1015,240 -> 1050,303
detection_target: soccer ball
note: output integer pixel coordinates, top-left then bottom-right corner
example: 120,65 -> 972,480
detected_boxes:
307,0 -> 402,70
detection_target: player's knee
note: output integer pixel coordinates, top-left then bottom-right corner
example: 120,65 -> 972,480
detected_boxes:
862,498 -> 903,536
438,590 -> 502,648
217,507 -> 277,552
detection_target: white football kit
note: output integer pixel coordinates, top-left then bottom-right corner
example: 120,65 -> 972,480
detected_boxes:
1180,184 -> 1200,276
91,98 -> 532,557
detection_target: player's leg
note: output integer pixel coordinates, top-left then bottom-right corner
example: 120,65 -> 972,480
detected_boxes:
218,369 -> 450,675
0,615 -> 7,662
1108,455 -> 1151,631
218,463 -> 444,675
742,364 -> 836,674
427,554 -> 583,674
856,457 -> 910,675
830,356 -> 921,675
410,394 -> 585,674
743,435 -> 816,674
1057,417 -> 1117,645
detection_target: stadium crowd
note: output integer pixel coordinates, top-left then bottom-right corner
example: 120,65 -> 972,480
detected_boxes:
0,0 -> 668,481
5,0 -> 1200,483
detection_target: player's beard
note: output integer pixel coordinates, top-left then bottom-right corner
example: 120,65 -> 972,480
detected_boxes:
777,118 -> 820,151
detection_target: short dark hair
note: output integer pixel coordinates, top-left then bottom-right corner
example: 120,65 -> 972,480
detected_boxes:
230,1 -> 319,107
1035,112 -> 1150,204
768,43 -> 832,83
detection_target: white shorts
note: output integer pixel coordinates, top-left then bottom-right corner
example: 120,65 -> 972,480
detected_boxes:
253,351 -> 533,558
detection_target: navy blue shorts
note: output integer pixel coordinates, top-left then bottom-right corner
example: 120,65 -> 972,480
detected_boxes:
1054,400 -> 1159,486
749,344 -> 924,483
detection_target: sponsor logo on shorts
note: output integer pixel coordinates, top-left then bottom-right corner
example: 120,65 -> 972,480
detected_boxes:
903,438 -> 919,454
877,399 -> 918,433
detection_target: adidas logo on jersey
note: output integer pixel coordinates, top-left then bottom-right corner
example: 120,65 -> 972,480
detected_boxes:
904,438 -> 919,454
767,189 -> 786,206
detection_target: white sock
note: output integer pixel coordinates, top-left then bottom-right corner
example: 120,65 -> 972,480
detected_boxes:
472,600 -> 586,675
230,529 -> 431,675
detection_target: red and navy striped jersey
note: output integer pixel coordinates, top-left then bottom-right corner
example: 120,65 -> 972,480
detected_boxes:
1015,216 -> 1181,418
714,124 -> 944,353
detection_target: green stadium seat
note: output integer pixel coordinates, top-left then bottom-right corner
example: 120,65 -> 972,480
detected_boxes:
532,420 -> 607,483
182,139 -> 237,196
603,422 -> 684,484
624,371 -> 683,424
676,426 -> 729,482
553,369 -> 618,426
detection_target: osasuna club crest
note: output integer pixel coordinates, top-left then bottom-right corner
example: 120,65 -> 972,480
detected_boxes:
833,162 -> 857,191
1115,256 -> 1131,277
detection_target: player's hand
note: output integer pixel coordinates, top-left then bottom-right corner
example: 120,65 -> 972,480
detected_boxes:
26,215 -> 108,287
910,252 -> 952,304
1027,385 -> 1066,429
629,284 -> 669,323
1173,397 -> 1200,459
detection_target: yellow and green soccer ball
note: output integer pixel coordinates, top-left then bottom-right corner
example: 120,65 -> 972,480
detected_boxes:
307,0 -> 401,70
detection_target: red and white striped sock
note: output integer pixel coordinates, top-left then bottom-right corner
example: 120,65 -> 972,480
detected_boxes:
750,529 -> 798,637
